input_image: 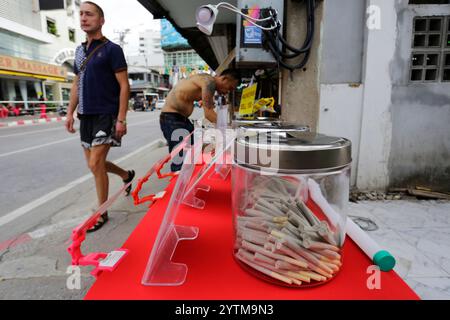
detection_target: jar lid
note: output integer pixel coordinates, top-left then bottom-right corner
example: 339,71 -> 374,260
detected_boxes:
232,119 -> 282,128
238,122 -> 310,134
234,130 -> 352,172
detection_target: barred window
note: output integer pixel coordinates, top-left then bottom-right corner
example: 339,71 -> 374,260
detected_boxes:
410,16 -> 450,82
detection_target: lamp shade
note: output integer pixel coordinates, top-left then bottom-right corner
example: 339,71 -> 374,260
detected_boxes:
195,5 -> 218,35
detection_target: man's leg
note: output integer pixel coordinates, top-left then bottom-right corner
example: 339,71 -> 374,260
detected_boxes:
169,120 -> 194,172
105,161 -> 128,180
88,144 -> 111,206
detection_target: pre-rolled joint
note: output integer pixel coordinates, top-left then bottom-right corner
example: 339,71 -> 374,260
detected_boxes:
245,209 -> 273,219
255,252 -> 276,265
236,252 -> 294,285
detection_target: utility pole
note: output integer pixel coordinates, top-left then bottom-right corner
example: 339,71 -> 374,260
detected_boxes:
114,28 -> 131,48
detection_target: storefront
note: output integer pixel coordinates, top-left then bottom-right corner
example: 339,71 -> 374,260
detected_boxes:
0,54 -> 68,110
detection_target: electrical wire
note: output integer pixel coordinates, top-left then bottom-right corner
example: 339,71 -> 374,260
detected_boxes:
217,2 -> 274,22
216,2 -> 278,31
213,0 -> 317,71
262,0 -> 316,72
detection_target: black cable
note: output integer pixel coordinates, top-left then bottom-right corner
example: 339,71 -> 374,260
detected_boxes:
271,0 -> 315,56
268,39 -> 311,72
261,0 -> 316,71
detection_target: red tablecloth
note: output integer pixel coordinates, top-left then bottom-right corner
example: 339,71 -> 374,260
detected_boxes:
85,165 -> 419,300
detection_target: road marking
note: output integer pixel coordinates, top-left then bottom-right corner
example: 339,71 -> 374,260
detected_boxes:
0,139 -> 165,228
0,137 -> 78,158
0,112 -> 155,138
0,117 -> 159,158
0,126 -> 66,138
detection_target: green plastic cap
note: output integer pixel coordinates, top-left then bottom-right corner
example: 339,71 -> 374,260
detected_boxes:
373,250 -> 396,272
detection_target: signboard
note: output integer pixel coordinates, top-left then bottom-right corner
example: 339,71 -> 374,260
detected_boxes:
53,48 -> 76,65
0,55 -> 67,79
242,7 -> 262,45
243,26 -> 262,45
239,84 -> 257,116
161,19 -> 190,50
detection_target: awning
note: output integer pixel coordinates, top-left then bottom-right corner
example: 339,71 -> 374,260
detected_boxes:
0,55 -> 67,81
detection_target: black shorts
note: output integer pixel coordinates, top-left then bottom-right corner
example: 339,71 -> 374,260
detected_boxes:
78,113 -> 121,149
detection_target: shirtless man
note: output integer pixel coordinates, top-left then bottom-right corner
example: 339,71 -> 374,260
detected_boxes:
160,69 -> 240,171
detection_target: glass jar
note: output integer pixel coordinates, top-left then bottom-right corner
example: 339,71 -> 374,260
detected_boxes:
232,129 -> 352,287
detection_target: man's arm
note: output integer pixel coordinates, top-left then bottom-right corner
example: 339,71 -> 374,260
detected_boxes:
200,76 -> 217,123
115,70 -> 130,138
65,75 -> 79,134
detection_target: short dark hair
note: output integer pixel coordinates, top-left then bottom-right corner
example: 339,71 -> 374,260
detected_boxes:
82,1 -> 104,18
220,68 -> 241,83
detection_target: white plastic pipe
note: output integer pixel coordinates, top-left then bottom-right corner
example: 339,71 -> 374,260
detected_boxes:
346,218 -> 396,272
308,178 -> 396,271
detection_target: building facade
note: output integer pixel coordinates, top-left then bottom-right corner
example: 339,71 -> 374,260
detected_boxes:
160,19 -> 210,86
127,29 -> 164,69
317,0 -> 450,190
128,66 -> 170,99
0,0 -> 83,109
138,0 -> 449,191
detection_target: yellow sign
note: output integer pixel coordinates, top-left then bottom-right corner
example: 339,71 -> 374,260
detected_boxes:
239,84 -> 257,116
0,55 -> 67,79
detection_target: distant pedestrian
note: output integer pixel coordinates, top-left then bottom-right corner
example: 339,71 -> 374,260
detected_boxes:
11,105 -> 20,117
39,96 -> 48,119
65,1 -> 135,232
0,104 -> 8,118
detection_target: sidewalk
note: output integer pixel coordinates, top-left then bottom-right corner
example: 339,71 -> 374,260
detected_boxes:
348,199 -> 450,299
0,140 -> 171,299
0,113 -> 66,128
0,109 -> 448,299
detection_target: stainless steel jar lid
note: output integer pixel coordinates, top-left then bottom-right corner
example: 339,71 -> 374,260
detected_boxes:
232,118 -> 282,128
238,122 -> 310,134
234,130 -> 352,172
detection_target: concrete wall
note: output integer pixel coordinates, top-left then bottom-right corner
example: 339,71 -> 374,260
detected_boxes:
320,0 -> 365,84
319,0 -> 450,190
318,84 -> 364,186
281,0 -> 324,131
388,2 -> 450,190
318,0 -> 366,186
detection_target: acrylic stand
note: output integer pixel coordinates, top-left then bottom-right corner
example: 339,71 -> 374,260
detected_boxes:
141,136 -> 201,286
181,128 -> 211,209
183,132 -> 235,209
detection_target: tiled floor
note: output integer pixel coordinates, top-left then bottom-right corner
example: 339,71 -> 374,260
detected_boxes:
348,199 -> 450,300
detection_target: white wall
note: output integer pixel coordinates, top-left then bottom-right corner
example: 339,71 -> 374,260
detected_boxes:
318,84 -> 364,186
356,0 -> 397,190
319,0 -> 450,190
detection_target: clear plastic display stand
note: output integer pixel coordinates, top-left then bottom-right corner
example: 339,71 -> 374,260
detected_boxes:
142,127 -> 236,286
181,128 -> 211,209
209,104 -> 232,180
183,131 -> 235,210
141,138 -> 201,286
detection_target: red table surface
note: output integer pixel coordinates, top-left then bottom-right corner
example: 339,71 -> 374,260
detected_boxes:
85,165 -> 420,300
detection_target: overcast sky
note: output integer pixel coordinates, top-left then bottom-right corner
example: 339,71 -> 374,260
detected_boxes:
93,0 -> 161,56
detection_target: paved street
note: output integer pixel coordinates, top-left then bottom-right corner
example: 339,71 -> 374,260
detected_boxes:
0,108 -> 204,299
0,108 -> 449,300
0,111 -> 163,243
